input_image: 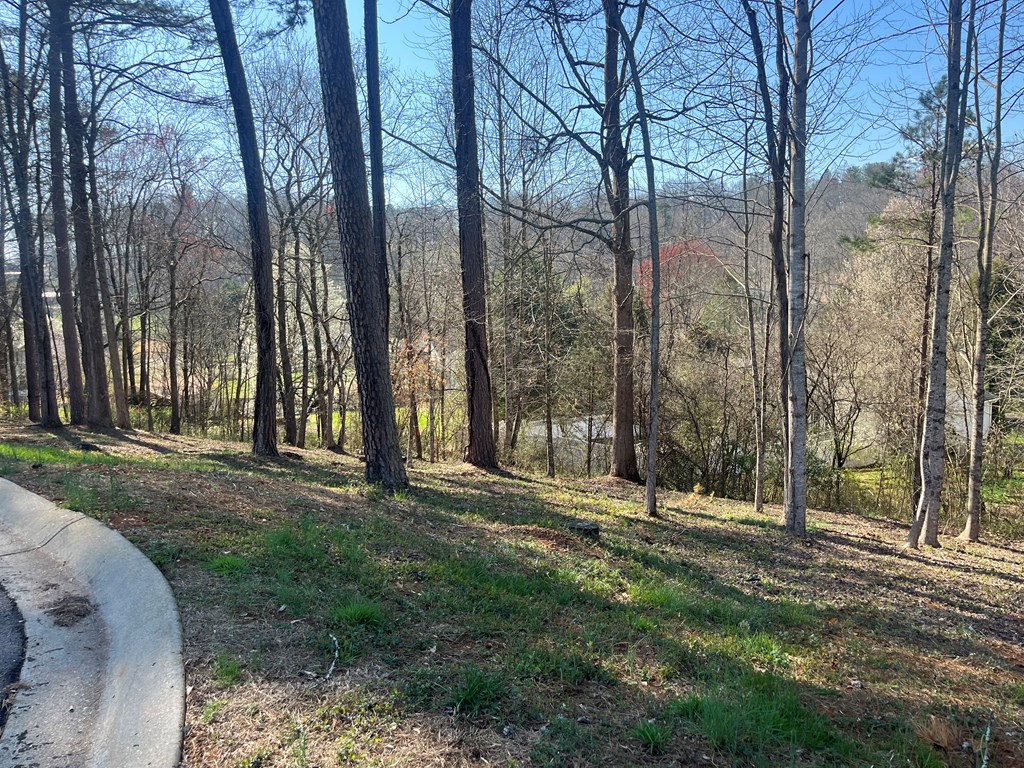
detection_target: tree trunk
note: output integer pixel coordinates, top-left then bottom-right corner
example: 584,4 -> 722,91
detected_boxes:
0,1 -> 60,426
46,3 -> 85,424
86,130 -> 131,429
741,134 -> 766,514
312,0 -> 407,487
293,229 -> 310,448
909,0 -> 975,548
168,263 -> 180,434
0,180 -> 12,403
364,0 -> 390,341
612,7 -> 661,514
962,0 -> 1004,542
450,0 -> 497,468
603,0 -> 640,482
56,0 -> 110,429
744,0 -> 791,499
276,228 -> 297,444
209,0 -> 278,456
784,0 -> 811,536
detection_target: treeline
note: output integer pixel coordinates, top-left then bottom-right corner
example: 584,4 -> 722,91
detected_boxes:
1,0 -> 1022,543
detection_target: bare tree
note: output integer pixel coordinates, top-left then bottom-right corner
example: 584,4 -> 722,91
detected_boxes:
908,0 -> 976,548
962,0 -> 1007,542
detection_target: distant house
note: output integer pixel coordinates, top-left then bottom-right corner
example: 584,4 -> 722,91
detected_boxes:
635,240 -> 734,307
947,390 -> 997,445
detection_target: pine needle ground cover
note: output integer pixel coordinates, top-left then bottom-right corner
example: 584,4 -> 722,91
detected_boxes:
1,417 -> 1021,767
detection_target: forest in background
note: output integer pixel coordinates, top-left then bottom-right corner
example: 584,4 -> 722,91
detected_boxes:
1,0 -> 1023,545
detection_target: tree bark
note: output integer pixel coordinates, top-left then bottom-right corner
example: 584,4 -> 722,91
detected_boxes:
209,0 -> 278,456
57,0 -> 111,429
784,0 -> 811,536
0,0 -> 60,426
962,0 -> 1005,542
312,0 -> 407,487
276,228 -> 297,444
450,0 -> 497,468
46,1 -> 85,424
603,0 -> 640,482
364,0 -> 390,341
909,0 -> 975,548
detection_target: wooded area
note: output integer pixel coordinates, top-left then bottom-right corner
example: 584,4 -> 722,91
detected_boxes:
1,0 -> 1023,548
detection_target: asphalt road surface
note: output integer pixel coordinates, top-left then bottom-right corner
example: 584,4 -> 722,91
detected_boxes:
0,581 -> 24,731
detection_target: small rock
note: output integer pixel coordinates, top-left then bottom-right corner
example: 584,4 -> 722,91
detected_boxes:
566,520 -> 600,539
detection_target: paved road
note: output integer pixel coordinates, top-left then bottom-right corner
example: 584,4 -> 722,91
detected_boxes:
0,580 -> 24,730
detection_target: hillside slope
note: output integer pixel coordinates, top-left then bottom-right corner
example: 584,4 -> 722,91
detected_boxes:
1,417 -> 1021,767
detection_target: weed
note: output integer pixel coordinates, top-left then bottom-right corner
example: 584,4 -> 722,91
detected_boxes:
201,700 -> 228,724
512,645 -> 611,686
233,749 -> 270,768
631,719 -> 671,755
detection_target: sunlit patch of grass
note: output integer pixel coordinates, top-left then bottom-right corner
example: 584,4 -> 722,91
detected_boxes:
204,553 -> 250,579
666,671 -> 860,763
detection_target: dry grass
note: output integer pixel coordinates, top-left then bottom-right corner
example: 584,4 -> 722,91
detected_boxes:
0,416 -> 1021,767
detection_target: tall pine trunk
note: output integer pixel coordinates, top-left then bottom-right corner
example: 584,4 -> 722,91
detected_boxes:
209,0 -> 278,456
450,0 -> 497,468
57,0 -> 111,428
312,0 -> 407,487
46,2 -> 84,424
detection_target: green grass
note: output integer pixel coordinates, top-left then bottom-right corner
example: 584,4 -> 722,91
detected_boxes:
204,553 -> 250,579
666,671 -> 859,764
328,596 -> 386,629
447,666 -> 508,717
3,424 -> 1017,767
201,699 -> 229,724
213,653 -> 242,686
631,719 -> 672,754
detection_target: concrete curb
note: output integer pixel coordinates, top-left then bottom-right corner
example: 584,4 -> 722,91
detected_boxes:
0,478 -> 184,767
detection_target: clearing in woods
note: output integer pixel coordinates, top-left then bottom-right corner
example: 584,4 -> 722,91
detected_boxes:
0,416 -> 1021,767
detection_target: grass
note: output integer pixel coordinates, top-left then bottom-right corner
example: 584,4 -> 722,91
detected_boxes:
1,419 -> 1021,767
631,719 -> 672,754
447,666 -> 508,717
213,653 -> 243,686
